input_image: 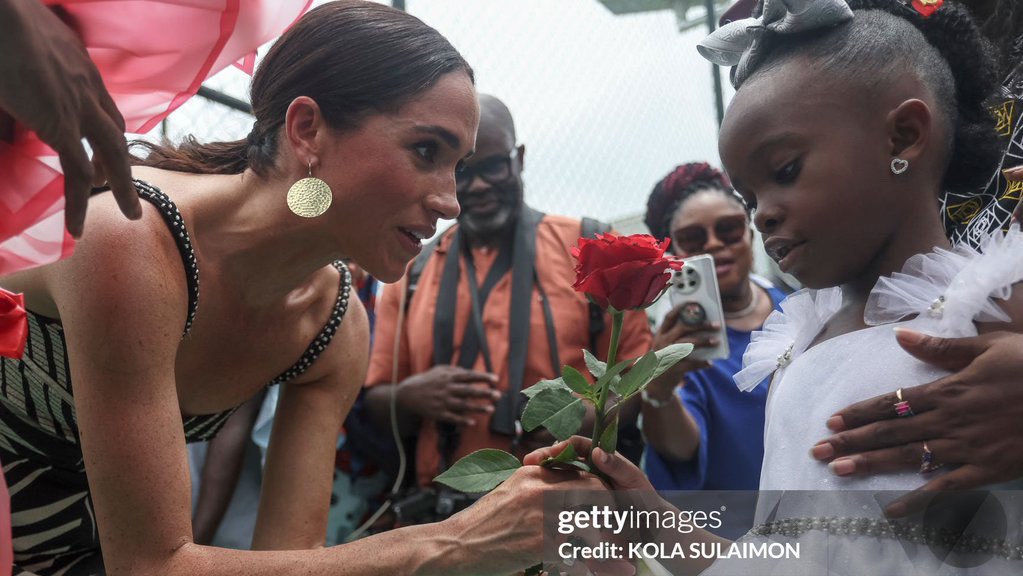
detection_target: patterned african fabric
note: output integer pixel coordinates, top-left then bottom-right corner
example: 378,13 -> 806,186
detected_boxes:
943,34 -> 1023,247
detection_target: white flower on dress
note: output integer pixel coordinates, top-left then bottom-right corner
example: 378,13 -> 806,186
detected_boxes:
866,223 -> 1023,336
734,287 -> 842,392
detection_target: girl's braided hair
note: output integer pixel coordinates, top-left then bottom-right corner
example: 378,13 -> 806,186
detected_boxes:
982,0 -> 1023,75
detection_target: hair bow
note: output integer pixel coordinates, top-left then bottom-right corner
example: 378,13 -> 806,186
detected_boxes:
697,0 -> 854,88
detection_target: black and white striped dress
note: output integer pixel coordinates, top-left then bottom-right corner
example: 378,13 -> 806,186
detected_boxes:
0,181 -> 352,575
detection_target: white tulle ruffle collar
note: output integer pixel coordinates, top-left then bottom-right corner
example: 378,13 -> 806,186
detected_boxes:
733,225 -> 1023,392
733,286 -> 841,392
865,224 -> 1023,331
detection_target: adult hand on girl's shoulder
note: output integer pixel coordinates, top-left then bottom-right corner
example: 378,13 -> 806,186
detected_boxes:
809,329 -> 1023,517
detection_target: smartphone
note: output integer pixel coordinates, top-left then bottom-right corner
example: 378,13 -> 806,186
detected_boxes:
667,254 -> 729,362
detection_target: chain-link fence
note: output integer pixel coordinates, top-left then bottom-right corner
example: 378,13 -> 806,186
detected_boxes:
405,0 -> 732,230
141,0 -> 734,233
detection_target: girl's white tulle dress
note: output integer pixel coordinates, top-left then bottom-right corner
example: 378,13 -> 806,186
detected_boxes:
701,226 -> 1023,575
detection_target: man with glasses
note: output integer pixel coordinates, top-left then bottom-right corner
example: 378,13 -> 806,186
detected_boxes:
362,94 -> 651,523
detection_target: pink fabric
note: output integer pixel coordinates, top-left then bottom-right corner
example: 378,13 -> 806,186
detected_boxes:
0,0 -> 312,276
0,128 -> 72,275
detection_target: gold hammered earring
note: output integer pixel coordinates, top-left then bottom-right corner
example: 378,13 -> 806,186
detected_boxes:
287,162 -> 332,218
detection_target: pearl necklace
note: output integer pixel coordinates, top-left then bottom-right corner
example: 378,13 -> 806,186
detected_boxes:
723,281 -> 761,319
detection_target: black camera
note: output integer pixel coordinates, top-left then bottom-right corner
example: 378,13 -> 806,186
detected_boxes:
392,487 -> 478,525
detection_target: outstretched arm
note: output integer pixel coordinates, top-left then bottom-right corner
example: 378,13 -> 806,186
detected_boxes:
526,437 -> 728,576
53,204 -> 579,575
252,297 -> 369,550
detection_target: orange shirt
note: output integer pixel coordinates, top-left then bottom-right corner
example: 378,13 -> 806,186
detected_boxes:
366,214 -> 653,486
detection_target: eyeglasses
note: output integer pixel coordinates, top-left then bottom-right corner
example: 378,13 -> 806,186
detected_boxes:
672,214 -> 749,255
456,149 -> 518,192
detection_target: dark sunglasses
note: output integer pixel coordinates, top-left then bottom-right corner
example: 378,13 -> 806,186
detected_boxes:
456,149 -> 518,192
672,214 -> 749,255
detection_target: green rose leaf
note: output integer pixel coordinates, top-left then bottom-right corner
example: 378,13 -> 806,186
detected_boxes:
598,415 -> 619,454
612,351 -> 659,398
650,342 -> 695,380
593,358 -> 632,396
433,449 -> 522,493
522,377 -> 571,399
583,349 -> 607,379
521,387 -> 585,440
561,365 -> 594,398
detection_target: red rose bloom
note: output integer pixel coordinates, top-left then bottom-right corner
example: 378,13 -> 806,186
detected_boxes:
571,233 -> 683,310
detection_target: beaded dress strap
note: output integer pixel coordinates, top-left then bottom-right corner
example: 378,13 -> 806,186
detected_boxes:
267,262 -> 352,386
133,179 -> 200,337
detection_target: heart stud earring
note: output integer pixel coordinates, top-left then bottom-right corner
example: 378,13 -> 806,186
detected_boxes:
890,158 -> 909,175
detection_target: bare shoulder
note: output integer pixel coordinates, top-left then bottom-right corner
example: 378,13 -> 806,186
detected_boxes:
291,268 -> 370,388
0,190 -> 181,316
45,192 -> 190,336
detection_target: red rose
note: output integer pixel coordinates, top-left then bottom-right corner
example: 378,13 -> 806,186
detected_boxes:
0,288 -> 27,359
571,233 -> 683,310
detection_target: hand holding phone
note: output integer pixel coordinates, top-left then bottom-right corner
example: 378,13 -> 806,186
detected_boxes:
665,254 -> 730,362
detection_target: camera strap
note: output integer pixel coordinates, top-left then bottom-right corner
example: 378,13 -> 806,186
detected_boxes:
432,207 -> 559,464
456,234 -> 512,373
498,206 -> 552,435
434,227 -> 505,471
433,226 -> 513,372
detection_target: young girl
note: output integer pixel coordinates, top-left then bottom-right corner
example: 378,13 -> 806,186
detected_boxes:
538,0 -> 1023,555
694,0 -> 1023,572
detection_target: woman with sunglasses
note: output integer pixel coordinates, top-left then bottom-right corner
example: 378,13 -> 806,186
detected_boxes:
640,162 -> 785,491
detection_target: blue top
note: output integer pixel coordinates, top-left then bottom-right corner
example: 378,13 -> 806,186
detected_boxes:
644,286 -> 786,491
